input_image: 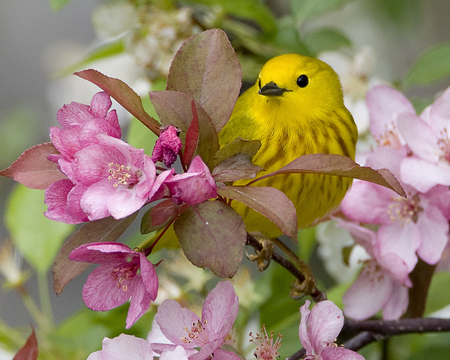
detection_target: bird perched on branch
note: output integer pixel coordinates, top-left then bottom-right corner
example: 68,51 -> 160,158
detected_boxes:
219,54 -> 358,238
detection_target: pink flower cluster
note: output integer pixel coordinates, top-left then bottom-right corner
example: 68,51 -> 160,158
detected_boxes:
338,85 -> 450,320
45,92 -> 217,224
87,288 -> 366,360
47,93 -> 219,328
88,281 -> 241,360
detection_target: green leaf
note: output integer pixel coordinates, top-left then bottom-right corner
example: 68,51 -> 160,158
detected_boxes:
55,39 -> 125,77
174,201 -> 246,278
404,42 -> 450,87
303,27 -> 352,56
291,0 -> 354,25
5,185 -> 74,274
52,214 -> 137,294
424,271 -> 450,315
184,0 -> 276,34
49,0 -> 71,11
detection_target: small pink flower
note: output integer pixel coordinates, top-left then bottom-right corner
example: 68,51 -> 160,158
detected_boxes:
45,134 -> 160,223
69,242 -> 158,329
87,334 -> 153,360
165,155 -> 217,205
366,85 -> 415,150
152,126 -> 182,167
153,281 -> 240,360
341,147 -> 450,269
299,300 -> 365,360
49,91 -> 121,164
398,86 -> 450,192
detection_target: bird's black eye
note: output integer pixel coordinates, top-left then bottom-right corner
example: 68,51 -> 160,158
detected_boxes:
258,78 -> 262,89
296,75 -> 309,88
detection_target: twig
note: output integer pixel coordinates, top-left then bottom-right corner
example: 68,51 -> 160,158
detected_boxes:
245,233 -> 326,302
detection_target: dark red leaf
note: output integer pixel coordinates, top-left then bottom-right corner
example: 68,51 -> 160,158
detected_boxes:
182,100 -> 199,167
14,327 -> 38,360
75,69 -> 161,135
212,154 -> 263,182
251,153 -> 406,197
174,201 -> 246,278
166,29 -> 241,133
0,143 -> 66,190
52,213 -> 137,295
140,200 -> 184,234
218,186 -> 298,239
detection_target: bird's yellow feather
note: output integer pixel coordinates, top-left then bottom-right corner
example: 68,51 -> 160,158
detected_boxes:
219,54 -> 358,237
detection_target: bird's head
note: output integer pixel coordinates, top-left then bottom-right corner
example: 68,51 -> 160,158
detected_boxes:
256,54 -> 345,111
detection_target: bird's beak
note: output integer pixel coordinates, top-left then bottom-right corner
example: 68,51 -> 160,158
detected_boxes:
258,81 -> 290,97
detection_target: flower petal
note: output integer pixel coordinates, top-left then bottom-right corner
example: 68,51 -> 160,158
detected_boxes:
322,346 -> 365,360
156,299 -> 201,348
307,300 -> 344,354
416,205 -> 449,265
343,260 -> 393,320
382,284 -> 409,320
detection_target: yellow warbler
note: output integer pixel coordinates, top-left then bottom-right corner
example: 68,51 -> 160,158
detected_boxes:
219,54 -> 358,238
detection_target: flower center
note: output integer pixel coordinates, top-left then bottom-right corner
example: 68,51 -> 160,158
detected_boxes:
181,319 -> 208,345
110,261 -> 139,292
375,121 -> 402,149
387,194 -> 423,226
250,325 -> 282,360
437,127 -> 450,162
108,162 -> 141,188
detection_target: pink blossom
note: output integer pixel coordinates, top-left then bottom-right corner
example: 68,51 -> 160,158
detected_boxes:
398,86 -> 450,192
335,220 -> 411,319
153,281 -> 240,360
299,300 -> 364,360
340,147 -> 450,268
87,334 -> 153,360
69,242 -> 158,329
45,134 -> 159,223
152,125 -> 182,167
366,85 -> 415,150
49,91 -> 121,164
165,155 -> 217,205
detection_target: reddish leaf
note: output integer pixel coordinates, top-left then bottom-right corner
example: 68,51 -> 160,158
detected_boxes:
218,186 -> 298,239
166,29 -> 241,133
140,200 -> 184,234
183,101 -> 200,167
150,91 -> 219,167
14,327 -> 38,360
212,154 -> 263,182
52,213 -> 137,295
174,201 -> 246,278
212,137 -> 261,168
251,154 -> 406,197
75,69 -> 161,135
0,143 -> 66,190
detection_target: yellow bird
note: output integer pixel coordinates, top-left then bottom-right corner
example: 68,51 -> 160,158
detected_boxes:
219,54 -> 358,238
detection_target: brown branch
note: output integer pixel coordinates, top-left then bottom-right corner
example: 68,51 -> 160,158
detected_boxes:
245,233 -> 326,302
